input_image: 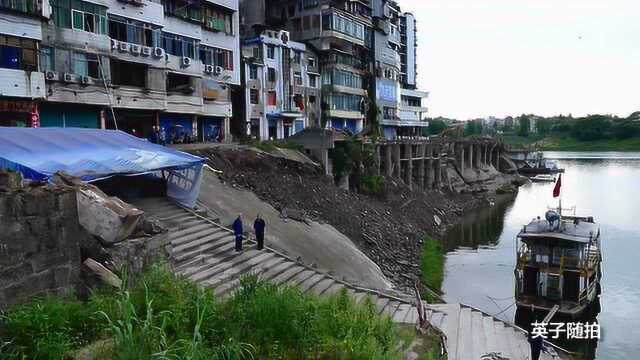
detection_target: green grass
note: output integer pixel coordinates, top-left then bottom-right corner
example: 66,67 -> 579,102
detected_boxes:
420,236 -> 445,297
245,139 -> 304,153
0,265 -> 412,360
538,136 -> 640,151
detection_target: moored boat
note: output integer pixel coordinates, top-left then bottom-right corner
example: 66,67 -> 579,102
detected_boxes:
530,174 -> 556,182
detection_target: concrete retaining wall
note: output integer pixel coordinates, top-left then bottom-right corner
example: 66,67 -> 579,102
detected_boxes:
0,185 -> 83,308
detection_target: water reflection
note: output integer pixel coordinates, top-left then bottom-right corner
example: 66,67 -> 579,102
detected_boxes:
441,152 -> 640,360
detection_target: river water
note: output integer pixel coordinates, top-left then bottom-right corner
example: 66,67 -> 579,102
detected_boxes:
441,152 -> 640,359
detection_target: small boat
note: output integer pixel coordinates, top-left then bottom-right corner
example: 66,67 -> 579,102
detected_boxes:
530,174 -> 556,182
514,210 -> 602,318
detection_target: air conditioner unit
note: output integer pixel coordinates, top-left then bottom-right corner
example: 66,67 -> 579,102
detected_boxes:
62,73 -> 73,82
141,46 -> 152,57
80,76 -> 91,85
153,47 -> 165,58
45,70 -> 58,81
130,44 -> 141,55
118,42 -> 130,53
213,65 -> 223,75
204,65 -> 214,73
181,56 -> 192,67
110,39 -> 118,51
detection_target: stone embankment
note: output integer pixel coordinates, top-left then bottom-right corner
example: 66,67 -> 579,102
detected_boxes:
187,137 -> 522,292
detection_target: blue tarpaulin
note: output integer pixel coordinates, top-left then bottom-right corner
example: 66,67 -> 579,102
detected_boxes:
0,127 -> 205,208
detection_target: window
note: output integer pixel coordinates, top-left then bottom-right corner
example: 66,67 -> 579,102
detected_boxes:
110,59 -> 147,87
250,89 -> 259,104
203,3 -> 233,34
0,35 -> 37,71
308,74 -> 317,88
266,45 -> 275,59
108,15 -> 160,47
163,0 -> 202,22
162,32 -> 198,59
40,47 -> 54,72
293,51 -> 302,64
52,0 -> 107,34
249,65 -> 258,79
166,72 -> 193,93
0,0 -> 39,15
309,95 -> 316,104
267,90 -> 276,106
307,57 -> 315,68
322,13 -> 365,40
294,72 -> 303,86
73,52 -> 100,78
267,67 -> 276,82
323,69 -> 362,89
383,107 -> 399,120
322,94 -> 363,112
199,45 -> 233,69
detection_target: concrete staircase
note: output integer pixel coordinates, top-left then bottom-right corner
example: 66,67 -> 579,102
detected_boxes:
133,197 -> 424,324
426,303 -> 564,360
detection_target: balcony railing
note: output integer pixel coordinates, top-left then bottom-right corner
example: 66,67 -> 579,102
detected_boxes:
0,0 -> 40,16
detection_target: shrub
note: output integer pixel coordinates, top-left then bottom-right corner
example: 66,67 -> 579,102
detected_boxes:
421,236 -> 445,293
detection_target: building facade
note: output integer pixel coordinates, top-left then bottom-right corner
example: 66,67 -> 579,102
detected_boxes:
0,0 -> 48,127
239,29 -> 319,140
1,0 -> 240,142
240,0 -> 371,135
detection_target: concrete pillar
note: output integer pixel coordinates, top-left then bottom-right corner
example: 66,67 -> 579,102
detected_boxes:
223,117 -> 231,143
394,144 -> 401,179
476,144 -> 481,168
404,143 -> 413,189
385,144 -> 393,177
468,143 -> 474,170
434,147 -> 442,187
375,145 -> 381,175
459,144 -> 465,172
418,144 -> 425,189
426,145 -> 434,189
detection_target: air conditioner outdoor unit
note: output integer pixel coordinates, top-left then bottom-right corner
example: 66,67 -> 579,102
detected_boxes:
110,39 -> 118,50
131,44 -> 141,55
153,47 -> 165,58
62,73 -> 73,82
45,71 -> 58,81
80,76 -> 91,85
181,57 -> 192,67
204,65 -> 214,73
213,66 -> 223,75
118,42 -> 130,53
141,46 -> 152,56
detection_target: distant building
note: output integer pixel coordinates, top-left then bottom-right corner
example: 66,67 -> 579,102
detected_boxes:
239,29 -> 319,140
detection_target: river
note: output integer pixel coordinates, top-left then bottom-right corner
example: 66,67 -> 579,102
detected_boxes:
441,151 -> 640,360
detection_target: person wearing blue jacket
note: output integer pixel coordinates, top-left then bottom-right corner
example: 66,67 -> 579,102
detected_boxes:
233,214 -> 243,252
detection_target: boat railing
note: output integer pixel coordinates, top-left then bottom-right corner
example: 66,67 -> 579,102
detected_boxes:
516,246 -> 598,270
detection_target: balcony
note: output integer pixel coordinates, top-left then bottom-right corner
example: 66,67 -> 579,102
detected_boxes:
0,0 -> 44,17
0,69 -> 45,99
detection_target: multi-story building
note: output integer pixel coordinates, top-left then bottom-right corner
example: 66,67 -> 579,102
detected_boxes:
2,0 -> 240,142
240,0 -> 372,134
238,29 -> 319,140
0,0 -> 48,127
371,0 -> 428,139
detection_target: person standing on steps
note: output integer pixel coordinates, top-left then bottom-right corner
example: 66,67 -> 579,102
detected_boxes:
254,214 -> 266,250
233,214 -> 243,252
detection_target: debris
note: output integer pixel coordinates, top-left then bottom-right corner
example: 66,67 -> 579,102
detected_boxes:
0,169 -> 22,192
83,258 -> 122,288
433,214 -> 442,227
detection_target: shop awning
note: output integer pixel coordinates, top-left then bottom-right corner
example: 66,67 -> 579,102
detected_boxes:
0,127 -> 205,208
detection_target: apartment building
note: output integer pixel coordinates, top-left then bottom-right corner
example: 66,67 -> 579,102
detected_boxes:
371,0 -> 428,139
1,0 -> 240,142
241,0 -> 371,135
238,29 -> 319,140
0,0 -> 48,127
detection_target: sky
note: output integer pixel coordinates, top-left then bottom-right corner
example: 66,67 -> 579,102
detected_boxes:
400,0 -> 640,120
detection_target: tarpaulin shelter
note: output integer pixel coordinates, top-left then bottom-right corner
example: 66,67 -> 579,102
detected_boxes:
0,127 -> 205,208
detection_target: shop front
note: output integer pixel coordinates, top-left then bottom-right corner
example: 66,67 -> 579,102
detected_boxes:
198,116 -> 224,142
0,99 -> 39,127
160,113 -> 195,144
39,103 -> 100,129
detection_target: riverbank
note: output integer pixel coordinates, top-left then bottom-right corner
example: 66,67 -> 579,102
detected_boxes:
188,144 -> 520,294
502,135 -> 640,151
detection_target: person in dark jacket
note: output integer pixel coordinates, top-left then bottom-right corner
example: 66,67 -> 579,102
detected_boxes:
233,214 -> 243,252
254,214 -> 266,250
529,308 -> 544,360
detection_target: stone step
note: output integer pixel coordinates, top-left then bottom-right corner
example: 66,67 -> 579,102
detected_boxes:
482,316 -> 499,354
171,222 -> 218,240
382,300 -> 402,318
456,307 -> 472,360
322,283 -> 346,297
174,237 -> 239,263
375,297 -> 391,314
201,251 -> 277,288
439,304 -> 460,357
177,242 -> 239,277
268,265 -> 307,285
392,303 -> 414,323
289,269 -> 318,287
298,273 -> 327,293
493,322 -> 516,360
186,247 -> 259,283
471,310 -> 488,359
172,230 -> 228,254
171,226 -> 228,248
307,278 -> 336,296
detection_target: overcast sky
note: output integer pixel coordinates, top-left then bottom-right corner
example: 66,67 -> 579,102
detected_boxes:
400,0 -> 640,120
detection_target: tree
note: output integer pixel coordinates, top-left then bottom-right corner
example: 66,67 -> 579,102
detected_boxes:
536,118 -> 552,135
464,120 -> 482,136
427,119 -> 448,135
517,115 -> 530,137
571,115 -> 611,141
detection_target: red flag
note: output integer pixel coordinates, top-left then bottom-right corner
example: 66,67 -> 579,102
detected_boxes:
553,174 -> 562,198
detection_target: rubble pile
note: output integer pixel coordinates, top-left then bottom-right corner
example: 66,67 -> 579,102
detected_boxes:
191,148 -> 487,291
